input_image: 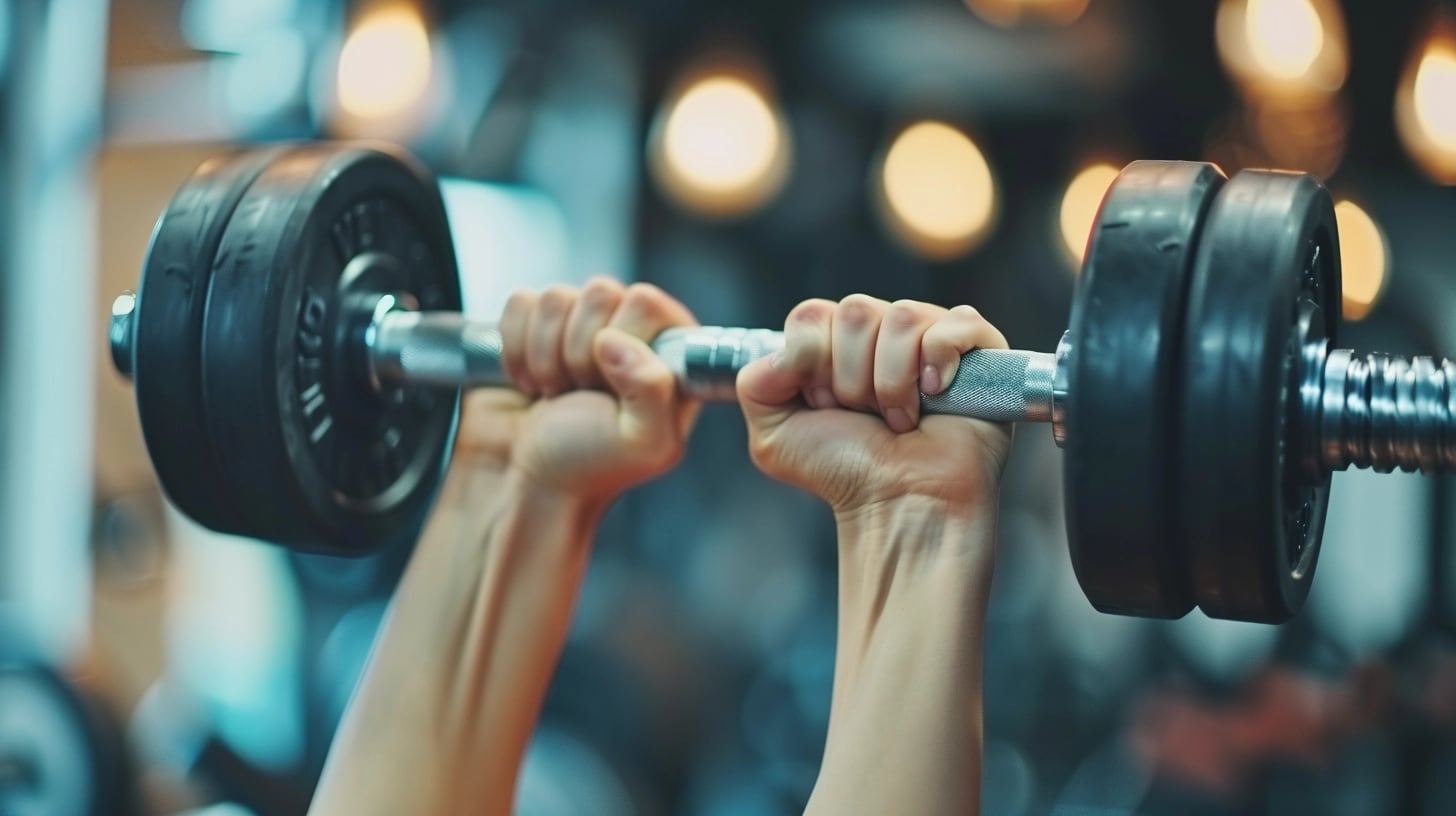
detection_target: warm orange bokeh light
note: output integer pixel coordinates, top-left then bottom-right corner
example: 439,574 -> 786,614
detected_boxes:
1216,0 -> 1348,99
1396,30 -> 1456,185
336,3 -> 432,122
1059,163 -> 1120,267
1334,200 -> 1388,322
649,68 -> 791,219
876,121 -> 998,260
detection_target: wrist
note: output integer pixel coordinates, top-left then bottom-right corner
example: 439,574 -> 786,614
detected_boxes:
824,493 -> 994,770
434,457 -> 612,525
417,460 -> 609,571
834,493 -> 998,559
500,466 -> 612,530
831,493 -> 997,632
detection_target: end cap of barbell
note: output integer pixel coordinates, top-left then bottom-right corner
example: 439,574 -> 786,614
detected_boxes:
109,291 -> 136,380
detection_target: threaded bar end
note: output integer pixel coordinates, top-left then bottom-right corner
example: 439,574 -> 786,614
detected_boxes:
1319,349 -> 1456,474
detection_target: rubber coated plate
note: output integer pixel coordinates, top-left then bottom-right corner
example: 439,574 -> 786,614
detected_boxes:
0,665 -> 132,816
133,146 -> 294,532
1179,169 -> 1339,623
200,144 -> 462,554
1064,160 -> 1226,618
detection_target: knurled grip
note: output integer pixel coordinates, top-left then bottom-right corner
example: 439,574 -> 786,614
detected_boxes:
924,345 -> 1057,422
368,311 -> 505,389
366,314 -> 1059,424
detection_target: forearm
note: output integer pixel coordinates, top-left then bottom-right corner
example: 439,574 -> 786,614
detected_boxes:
808,497 -> 997,816
309,463 -> 604,816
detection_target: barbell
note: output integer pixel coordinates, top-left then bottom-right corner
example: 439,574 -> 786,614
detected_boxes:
106,143 -> 1456,624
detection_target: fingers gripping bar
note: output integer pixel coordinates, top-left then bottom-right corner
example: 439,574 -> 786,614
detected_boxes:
365,310 -> 1065,427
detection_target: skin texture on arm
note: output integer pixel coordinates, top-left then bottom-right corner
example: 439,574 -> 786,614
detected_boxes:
737,296 -> 1014,816
308,279 -> 699,816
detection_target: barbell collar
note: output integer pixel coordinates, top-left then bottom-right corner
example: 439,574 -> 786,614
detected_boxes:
1051,330 -> 1072,447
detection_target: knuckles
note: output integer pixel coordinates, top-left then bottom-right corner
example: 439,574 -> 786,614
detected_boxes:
884,299 -> 928,330
835,294 -> 881,327
619,282 -> 669,318
537,284 -> 577,315
501,290 -> 538,323
788,298 -> 835,326
582,275 -> 624,304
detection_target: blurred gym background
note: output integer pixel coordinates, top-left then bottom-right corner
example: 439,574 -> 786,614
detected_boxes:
2,0 -> 1456,813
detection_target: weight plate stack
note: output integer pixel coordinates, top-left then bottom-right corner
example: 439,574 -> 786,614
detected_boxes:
132,146 -> 294,534
1064,160 -> 1226,618
199,144 -> 463,554
1178,169 -> 1340,623
0,663 -> 136,816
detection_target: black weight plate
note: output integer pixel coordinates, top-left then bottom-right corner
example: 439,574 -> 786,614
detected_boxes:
201,144 -> 461,554
1064,160 -> 1227,618
0,664 -> 134,816
133,145 -> 296,533
1178,169 -> 1339,623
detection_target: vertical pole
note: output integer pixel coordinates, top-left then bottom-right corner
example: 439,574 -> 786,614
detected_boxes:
0,0 -> 110,663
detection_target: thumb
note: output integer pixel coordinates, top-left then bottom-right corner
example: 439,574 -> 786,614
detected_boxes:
736,347 -> 816,432
593,327 -> 678,443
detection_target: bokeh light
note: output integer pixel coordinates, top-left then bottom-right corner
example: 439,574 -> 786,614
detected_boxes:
663,79 -> 779,194
335,2 -> 432,122
1334,199 -> 1389,321
1246,0 -> 1323,79
876,121 -> 998,260
1396,32 -> 1456,184
649,69 -> 791,219
1413,48 -> 1456,150
1216,0 -> 1348,99
1059,163 -> 1120,267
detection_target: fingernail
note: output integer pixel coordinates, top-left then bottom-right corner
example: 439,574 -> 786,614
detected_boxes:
599,334 -> 635,367
920,364 -> 941,394
809,387 -> 836,409
885,407 -> 914,433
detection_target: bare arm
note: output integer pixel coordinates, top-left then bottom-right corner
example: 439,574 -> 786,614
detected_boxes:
808,499 -> 995,816
309,466 -> 603,815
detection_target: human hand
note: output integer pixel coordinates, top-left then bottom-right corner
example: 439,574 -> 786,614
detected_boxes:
736,296 -> 1014,519
451,277 -> 700,509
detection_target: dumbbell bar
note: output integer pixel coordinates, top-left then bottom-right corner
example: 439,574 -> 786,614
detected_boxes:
108,267 -> 1061,424
369,311 -> 1062,421
117,288 -> 1456,477
105,143 -> 1456,625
